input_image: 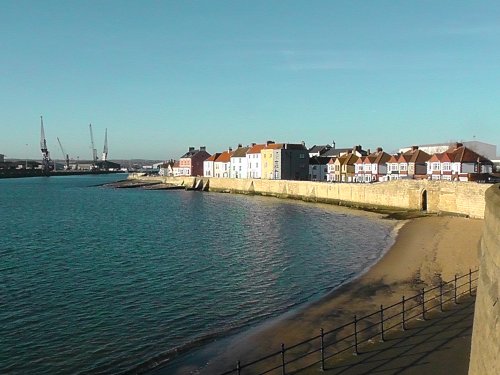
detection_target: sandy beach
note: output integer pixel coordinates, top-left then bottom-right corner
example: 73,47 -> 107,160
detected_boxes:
164,215 -> 483,375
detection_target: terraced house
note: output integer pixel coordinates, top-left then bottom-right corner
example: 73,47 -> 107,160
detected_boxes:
386,146 -> 430,180
261,143 -> 309,180
426,143 -> 493,181
178,146 -> 211,176
230,145 -> 251,179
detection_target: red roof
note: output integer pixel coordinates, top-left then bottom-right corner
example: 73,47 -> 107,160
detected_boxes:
205,153 -> 221,162
214,150 -> 233,163
264,143 -> 284,150
449,146 -> 491,163
247,144 -> 266,154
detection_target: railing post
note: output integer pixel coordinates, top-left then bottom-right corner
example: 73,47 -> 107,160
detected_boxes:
469,268 -> 472,296
354,315 -> 359,355
380,304 -> 385,342
236,360 -> 241,375
281,343 -> 286,375
439,280 -> 444,312
454,274 -> 458,304
402,295 -> 406,331
320,328 -> 325,371
421,288 -> 426,320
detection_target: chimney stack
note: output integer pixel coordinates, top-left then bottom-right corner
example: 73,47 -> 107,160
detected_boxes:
188,146 -> 195,152
411,145 -> 419,151
200,146 -> 206,152
332,140 -> 336,149
377,147 -> 383,152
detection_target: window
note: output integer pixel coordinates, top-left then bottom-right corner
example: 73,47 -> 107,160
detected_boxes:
432,162 -> 440,171
299,153 -> 305,159
442,162 -> 451,171
400,164 -> 407,171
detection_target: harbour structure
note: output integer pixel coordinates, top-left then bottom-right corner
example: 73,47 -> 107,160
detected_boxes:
40,116 -> 51,174
57,137 -> 70,170
102,128 -> 108,162
89,123 -> 98,169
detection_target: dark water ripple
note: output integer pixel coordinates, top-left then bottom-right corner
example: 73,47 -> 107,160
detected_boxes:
0,175 -> 394,374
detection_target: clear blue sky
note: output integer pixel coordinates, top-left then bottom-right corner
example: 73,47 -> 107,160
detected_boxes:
1,0 -> 499,160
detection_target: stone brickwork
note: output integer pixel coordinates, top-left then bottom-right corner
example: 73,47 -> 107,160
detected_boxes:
128,175 -> 490,219
469,184 -> 500,375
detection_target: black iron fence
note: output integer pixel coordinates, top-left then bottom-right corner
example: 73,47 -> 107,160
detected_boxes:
219,268 -> 479,375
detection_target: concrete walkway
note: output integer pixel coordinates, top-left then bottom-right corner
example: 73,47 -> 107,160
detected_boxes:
300,295 -> 475,375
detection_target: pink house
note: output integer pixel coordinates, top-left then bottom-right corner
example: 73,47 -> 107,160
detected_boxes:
179,146 -> 211,176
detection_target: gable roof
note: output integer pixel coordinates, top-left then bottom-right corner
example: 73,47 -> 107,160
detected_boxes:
205,153 -> 221,162
309,145 -> 332,154
449,145 -> 492,164
247,143 -> 266,154
231,146 -> 251,158
323,147 -> 354,157
214,150 -> 233,163
309,156 -> 331,165
264,143 -> 284,150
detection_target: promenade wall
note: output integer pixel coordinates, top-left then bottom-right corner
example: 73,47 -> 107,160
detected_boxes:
128,175 -> 489,219
468,184 -> 500,375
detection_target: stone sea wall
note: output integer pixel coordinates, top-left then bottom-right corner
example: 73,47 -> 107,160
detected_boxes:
468,184 -> 500,375
128,174 -> 489,219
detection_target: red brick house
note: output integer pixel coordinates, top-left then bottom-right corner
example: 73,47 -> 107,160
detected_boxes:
178,146 -> 211,176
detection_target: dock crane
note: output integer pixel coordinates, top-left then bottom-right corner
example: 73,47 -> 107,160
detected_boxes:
102,128 -> 108,162
40,116 -> 51,174
57,137 -> 70,170
89,123 -> 98,169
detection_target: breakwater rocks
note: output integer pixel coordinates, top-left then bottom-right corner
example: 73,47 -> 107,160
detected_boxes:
105,179 -> 186,190
126,175 -> 490,219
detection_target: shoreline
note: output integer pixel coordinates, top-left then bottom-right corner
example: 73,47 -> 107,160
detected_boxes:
152,215 -> 483,375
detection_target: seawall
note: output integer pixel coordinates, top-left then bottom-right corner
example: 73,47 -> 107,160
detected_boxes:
128,175 -> 489,219
468,184 -> 500,374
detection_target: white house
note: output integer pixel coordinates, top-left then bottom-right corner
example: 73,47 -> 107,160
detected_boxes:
246,143 -> 267,179
309,156 -> 329,181
214,149 -> 233,178
230,146 -> 250,179
203,153 -> 220,177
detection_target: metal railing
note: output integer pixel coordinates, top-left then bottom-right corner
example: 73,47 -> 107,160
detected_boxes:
219,268 -> 479,375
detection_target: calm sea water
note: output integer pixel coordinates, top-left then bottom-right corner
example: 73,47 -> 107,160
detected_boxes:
0,175 -> 394,374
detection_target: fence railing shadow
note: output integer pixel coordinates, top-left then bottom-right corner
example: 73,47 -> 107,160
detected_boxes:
218,269 -> 478,375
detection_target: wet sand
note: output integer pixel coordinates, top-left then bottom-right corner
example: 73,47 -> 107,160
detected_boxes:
159,215 -> 483,374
